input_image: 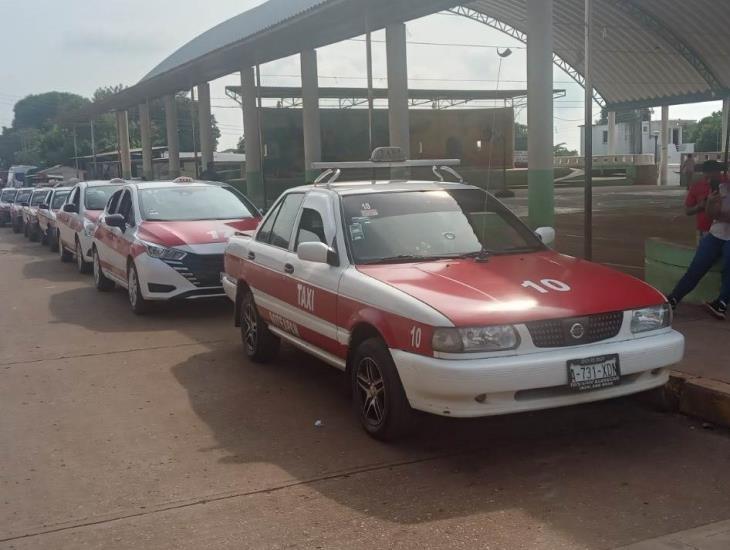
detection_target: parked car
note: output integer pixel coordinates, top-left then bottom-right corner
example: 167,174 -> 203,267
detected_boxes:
92,177 -> 261,313
10,188 -> 33,234
38,187 -> 72,250
23,188 -> 52,241
56,180 -> 124,273
221,148 -> 685,441
0,187 -> 18,227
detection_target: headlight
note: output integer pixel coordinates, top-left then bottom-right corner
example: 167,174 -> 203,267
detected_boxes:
432,325 -> 519,353
631,304 -> 671,334
141,240 -> 187,261
83,219 -> 96,237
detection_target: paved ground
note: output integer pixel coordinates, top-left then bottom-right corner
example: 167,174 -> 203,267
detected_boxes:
2,186 -> 730,549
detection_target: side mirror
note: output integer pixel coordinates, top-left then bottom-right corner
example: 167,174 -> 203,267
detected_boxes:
39,203 -> 49,210
105,214 -> 126,230
63,203 -> 78,213
535,227 -> 556,247
297,241 -> 337,265
20,202 -> 29,207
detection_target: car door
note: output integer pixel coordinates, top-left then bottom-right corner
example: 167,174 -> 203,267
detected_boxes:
95,189 -> 123,278
58,186 -> 80,248
110,189 -> 137,275
287,191 -> 348,356
245,192 -> 305,331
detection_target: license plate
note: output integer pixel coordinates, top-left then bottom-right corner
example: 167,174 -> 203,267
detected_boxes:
567,354 -> 621,392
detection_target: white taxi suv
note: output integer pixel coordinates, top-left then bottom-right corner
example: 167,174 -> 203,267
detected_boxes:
57,179 -> 124,273
37,187 -> 72,250
92,178 -> 261,314
222,149 -> 684,441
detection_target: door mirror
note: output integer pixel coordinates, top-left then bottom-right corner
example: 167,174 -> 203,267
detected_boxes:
535,227 -> 556,246
39,203 -> 49,210
63,203 -> 78,213
297,241 -> 336,265
105,213 -> 126,230
20,202 -> 29,207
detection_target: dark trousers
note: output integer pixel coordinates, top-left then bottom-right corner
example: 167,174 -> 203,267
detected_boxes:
671,233 -> 730,304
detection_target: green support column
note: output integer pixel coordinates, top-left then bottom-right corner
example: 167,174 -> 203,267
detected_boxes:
241,67 -> 265,208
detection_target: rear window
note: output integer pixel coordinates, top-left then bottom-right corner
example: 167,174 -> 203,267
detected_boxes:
1,189 -> 17,202
51,190 -> 70,209
85,185 -> 122,210
30,191 -> 50,207
15,190 -> 32,203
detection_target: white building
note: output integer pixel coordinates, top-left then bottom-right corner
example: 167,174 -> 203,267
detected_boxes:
580,119 -> 695,165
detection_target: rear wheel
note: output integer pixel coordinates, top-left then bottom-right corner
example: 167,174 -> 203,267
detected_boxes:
127,262 -> 151,315
58,232 -> 72,262
12,218 -> 21,234
23,222 -> 29,238
76,238 -> 91,274
50,229 -> 60,253
240,290 -> 280,362
40,227 -> 48,246
93,248 -> 115,291
29,224 -> 39,242
351,338 -> 415,441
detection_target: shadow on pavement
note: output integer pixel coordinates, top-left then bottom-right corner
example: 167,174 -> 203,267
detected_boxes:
171,342 -> 730,545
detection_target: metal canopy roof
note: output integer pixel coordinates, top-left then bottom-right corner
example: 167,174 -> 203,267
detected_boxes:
81,0 -> 730,119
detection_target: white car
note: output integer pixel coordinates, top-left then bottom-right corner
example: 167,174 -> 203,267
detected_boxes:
56,180 -> 124,273
91,178 -> 261,313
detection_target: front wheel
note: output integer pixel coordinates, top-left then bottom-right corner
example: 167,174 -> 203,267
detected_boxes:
240,290 -> 280,362
29,224 -> 39,242
351,338 -> 415,441
93,248 -> 115,291
50,229 -> 60,253
127,262 -> 151,315
76,239 -> 91,274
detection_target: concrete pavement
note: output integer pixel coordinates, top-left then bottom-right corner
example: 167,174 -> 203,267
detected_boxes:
2,192 -> 730,548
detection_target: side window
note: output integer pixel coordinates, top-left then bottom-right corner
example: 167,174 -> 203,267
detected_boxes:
71,188 -> 81,207
118,190 -> 134,225
295,208 -> 326,249
256,201 -> 283,244
106,190 -> 123,214
270,194 -> 304,249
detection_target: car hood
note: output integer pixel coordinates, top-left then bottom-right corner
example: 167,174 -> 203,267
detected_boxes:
356,251 -> 666,326
137,218 -> 260,247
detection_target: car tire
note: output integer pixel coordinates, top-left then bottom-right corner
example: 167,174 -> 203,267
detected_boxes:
23,222 -> 29,238
127,262 -> 151,315
12,219 -> 21,234
29,225 -> 39,242
58,232 -> 73,262
351,337 -> 415,441
40,228 -> 48,246
75,238 -> 92,274
240,290 -> 280,363
50,230 -> 60,253
93,248 -> 115,292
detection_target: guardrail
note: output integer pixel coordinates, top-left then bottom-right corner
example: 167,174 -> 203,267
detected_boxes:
554,154 -> 655,168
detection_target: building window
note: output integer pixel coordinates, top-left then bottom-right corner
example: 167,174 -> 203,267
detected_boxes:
602,130 -> 608,144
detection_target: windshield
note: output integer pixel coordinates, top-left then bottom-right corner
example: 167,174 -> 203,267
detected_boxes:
51,190 -> 70,209
30,191 -> 50,207
1,189 -> 17,202
342,189 -> 543,264
15,190 -> 32,203
85,185 -> 122,210
138,186 -> 255,221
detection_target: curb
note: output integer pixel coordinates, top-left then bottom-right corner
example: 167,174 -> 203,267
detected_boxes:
644,371 -> 730,428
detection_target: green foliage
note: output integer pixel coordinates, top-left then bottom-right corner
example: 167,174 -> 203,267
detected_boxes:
686,111 -> 722,152
554,142 -> 578,157
0,86 -> 223,170
514,122 -> 527,150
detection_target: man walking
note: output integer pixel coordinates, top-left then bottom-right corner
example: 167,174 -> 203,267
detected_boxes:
668,168 -> 730,319
685,160 -> 719,240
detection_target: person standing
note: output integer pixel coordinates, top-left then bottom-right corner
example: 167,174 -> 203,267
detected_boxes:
684,160 -> 719,241
681,153 -> 696,188
667,169 -> 730,319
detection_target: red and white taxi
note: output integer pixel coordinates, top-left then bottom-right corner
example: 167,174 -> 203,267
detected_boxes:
37,187 -> 72,250
23,188 -> 52,241
9,188 -> 33,234
222,149 -> 685,440
92,178 -> 261,314
57,180 -> 124,273
0,187 -> 19,227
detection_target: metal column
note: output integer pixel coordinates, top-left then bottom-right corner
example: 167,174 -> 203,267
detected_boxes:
607,111 -> 616,155
386,23 -> 411,160
300,49 -> 322,182
116,111 -> 132,180
164,95 -> 181,179
583,0 -> 593,259
197,82 -> 214,173
660,105 -> 669,186
139,101 -> 153,181
527,0 -> 555,229
241,66 -> 264,207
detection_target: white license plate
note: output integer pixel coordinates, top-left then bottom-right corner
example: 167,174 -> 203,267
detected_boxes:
567,354 -> 621,392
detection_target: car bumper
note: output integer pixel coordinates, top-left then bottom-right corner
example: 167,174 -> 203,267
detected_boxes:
391,329 -> 684,418
135,253 -> 226,302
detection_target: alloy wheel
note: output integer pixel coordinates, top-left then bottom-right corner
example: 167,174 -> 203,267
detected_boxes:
242,299 -> 258,354
356,357 -> 386,427
128,268 -> 138,308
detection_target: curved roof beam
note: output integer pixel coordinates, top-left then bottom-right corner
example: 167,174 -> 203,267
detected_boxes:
610,0 -> 722,94
448,6 -> 606,109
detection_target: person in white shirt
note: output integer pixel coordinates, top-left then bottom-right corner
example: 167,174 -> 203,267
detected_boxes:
667,180 -> 730,319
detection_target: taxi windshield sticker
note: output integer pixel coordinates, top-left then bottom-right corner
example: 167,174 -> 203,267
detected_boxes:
349,222 -> 364,241
360,202 -> 378,217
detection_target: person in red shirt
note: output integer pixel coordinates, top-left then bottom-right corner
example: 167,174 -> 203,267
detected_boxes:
685,160 -> 721,240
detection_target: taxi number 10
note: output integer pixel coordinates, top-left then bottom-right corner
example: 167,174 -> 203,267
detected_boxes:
521,279 -> 572,294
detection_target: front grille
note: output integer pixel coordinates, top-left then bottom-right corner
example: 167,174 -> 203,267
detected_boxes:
164,253 -> 224,288
526,311 -> 624,348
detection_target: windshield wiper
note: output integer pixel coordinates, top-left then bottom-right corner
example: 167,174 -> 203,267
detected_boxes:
459,248 -> 491,262
362,254 -> 465,265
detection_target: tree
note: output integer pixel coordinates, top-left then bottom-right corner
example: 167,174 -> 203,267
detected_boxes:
554,142 -> 578,157
514,122 -> 528,150
686,111 -> 722,152
13,92 -> 89,130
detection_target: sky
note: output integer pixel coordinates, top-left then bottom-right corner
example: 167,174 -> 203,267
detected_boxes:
0,0 -> 722,153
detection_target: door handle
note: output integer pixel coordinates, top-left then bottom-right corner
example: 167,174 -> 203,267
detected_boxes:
247,251 -> 256,260
284,263 -> 294,274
